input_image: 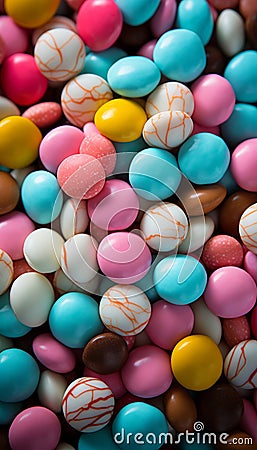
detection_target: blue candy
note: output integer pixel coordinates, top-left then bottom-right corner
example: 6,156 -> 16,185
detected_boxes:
221,103 -> 257,148
81,47 -> 127,80
176,0 -> 214,45
0,400 -> 22,425
0,291 -> 31,338
79,425 -> 119,450
114,0 -> 161,26
224,50 -> 257,103
178,133 -> 230,184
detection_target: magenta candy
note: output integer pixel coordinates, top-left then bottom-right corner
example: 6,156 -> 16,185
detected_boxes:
137,39 -> 157,60
204,266 -> 257,318
76,0 -> 123,51
244,251 -> 257,283
39,125 -> 85,173
9,406 -> 61,450
150,0 -> 177,38
0,16 -> 28,58
83,367 -> 127,399
121,344 -> 173,398
231,139 -> 257,192
87,179 -> 139,231
240,399 -> 257,443
0,53 -> 48,106
123,335 -> 136,351
192,122 -> 220,136
32,333 -> 76,374
251,306 -> 257,339
0,211 -> 35,260
145,300 -> 194,350
97,231 -> 152,284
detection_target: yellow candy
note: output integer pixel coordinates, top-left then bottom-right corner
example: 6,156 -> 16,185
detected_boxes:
0,116 -> 42,169
171,334 -> 223,391
94,99 -> 147,142
5,0 -> 60,28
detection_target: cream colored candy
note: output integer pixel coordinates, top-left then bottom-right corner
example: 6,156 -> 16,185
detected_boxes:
216,9 -> 245,57
56,444 -> 76,450
10,272 -> 55,327
60,198 -> 89,240
23,228 -> 64,273
0,249 -> 13,295
61,233 -> 99,285
179,215 -> 215,254
239,203 -> 257,254
224,340 -> 257,389
0,96 -> 20,121
191,298 -> 222,344
37,370 -> 67,413
140,202 -> 188,252
143,110 -> 193,149
145,82 -> 194,118
10,165 -> 36,187
54,268 -> 100,295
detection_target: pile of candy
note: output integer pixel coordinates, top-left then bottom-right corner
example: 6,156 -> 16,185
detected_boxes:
0,0 -> 257,449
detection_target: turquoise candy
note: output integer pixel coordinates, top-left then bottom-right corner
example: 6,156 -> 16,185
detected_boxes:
219,169 -> 238,195
221,103 -> 257,148
176,0 -> 214,45
49,292 -> 104,348
114,0 -> 161,26
153,254 -> 207,304
178,132 -> 230,184
0,291 -> 31,338
0,348 -> 39,402
129,147 -> 181,200
0,400 -> 22,425
153,29 -> 206,82
21,170 -> 63,224
79,425 -> 119,450
114,137 -> 146,174
112,402 -> 168,450
81,47 -> 127,80
224,51 -> 257,103
107,56 -> 161,98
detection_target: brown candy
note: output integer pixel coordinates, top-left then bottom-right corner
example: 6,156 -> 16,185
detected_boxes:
246,13 -> 257,49
178,182 -> 227,216
198,383 -> 244,433
0,171 -> 19,215
164,384 -> 197,432
204,45 -> 227,75
240,0 -> 257,18
82,332 -> 129,374
216,431 -> 257,450
208,0 -> 239,10
219,190 -> 257,237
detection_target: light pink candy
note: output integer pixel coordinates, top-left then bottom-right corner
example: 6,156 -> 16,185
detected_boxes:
32,333 -> 76,373
244,251 -> 257,284
0,16 -> 29,58
150,0 -> 177,38
0,211 -> 35,260
83,368 -> 127,399
231,139 -> 257,192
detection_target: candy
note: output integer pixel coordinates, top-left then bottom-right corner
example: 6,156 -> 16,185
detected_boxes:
225,51 -> 257,104
83,368 -> 126,399
0,249 -> 13,295
224,340 -> 257,389
191,298 -> 222,344
0,16 -> 29,57
164,384 -> 197,433
23,228 -> 64,273
176,0 -> 214,45
60,198 -> 89,240
216,9 -> 245,57
221,103 -> 257,148
0,211 -> 35,260
145,81 -> 194,118
5,0 -> 60,28
22,102 -> 62,129
0,171 -> 19,215
231,139 -> 257,192
244,251 -> 257,283
114,0 -> 161,26
202,234 -> 244,270
223,316 -> 251,347
37,370 -> 67,413
32,15 -> 77,45
178,183 -> 227,216
219,190 -> 257,237
239,202 -> 257,253
62,377 -> 115,432
150,0 -> 177,38
0,291 -> 31,338
33,334 -> 76,374
0,95 -> 20,121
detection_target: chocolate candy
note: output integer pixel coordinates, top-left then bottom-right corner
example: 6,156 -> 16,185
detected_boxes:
164,384 -> 197,432
219,190 -> 257,237
178,182 -> 226,216
0,171 -> 19,215
246,13 -> 257,49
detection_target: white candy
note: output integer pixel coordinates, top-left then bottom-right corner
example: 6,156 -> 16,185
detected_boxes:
99,285 -> 151,336
224,340 -> 257,389
34,28 -> 85,81
216,9 -> 245,57
10,272 -> 55,327
146,82 -> 194,118
62,377 -> 114,432
239,203 -> 257,254
61,74 -> 113,127
60,198 -> 89,240
140,202 -> 188,252
38,370 -> 68,413
191,298 -> 222,344
23,228 -> 64,273
10,165 -> 36,187
56,444 -> 76,450
61,233 -> 99,285
143,111 -> 193,149
0,96 -> 20,121
179,215 -> 214,253
54,268 -> 100,295
0,249 -> 13,295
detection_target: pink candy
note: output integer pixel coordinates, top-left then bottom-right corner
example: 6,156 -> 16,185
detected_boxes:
231,139 -> 257,192
33,333 -> 76,374
202,234 -> 244,270
0,211 -> 35,260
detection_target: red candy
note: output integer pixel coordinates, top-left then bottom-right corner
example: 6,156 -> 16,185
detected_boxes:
22,102 -> 62,129
202,234 -> 244,270
223,316 -> 251,347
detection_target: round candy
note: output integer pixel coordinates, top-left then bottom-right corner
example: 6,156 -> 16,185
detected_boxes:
77,0 -> 123,51
79,424 -> 120,450
140,202 -> 188,252
176,0 -> 214,45
88,179 -> 139,231
9,407 -> 61,450
60,198 -> 89,240
0,400 -> 22,426
62,377 -> 114,432
0,211 -> 35,260
164,384 -> 197,433
224,340 -> 257,389
61,74 -> 113,127
137,39 -> 157,59
32,15 -> 77,45
0,16 -> 29,57
216,9 -> 245,57
191,298 -> 222,344
99,284 -> 151,336
153,255 -> 207,305
146,300 -> 194,350
1,54 -> 48,106
83,368 -> 126,399
37,370 -> 67,413
10,272 -> 55,327
115,0 -> 161,26
23,228 -> 64,273
231,139 -> 257,192
5,0 -> 60,28
204,267 -> 256,318
143,110 -> 193,149
33,334 -> 76,374
107,56 -> 160,98
179,214 -> 214,253
22,102 -> 62,129
0,95 -> 20,121
178,183 -> 227,216
0,116 -> 42,169
82,332 -> 128,374
34,28 -> 85,82
224,50 -> 257,103
171,335 -> 223,391
221,103 -> 257,149
97,232 -> 152,284
223,316 -> 251,347
121,344 -> 172,398
57,154 -> 105,200
49,292 -> 104,348
153,29 -> 206,82
150,0 -> 177,38
202,235 -> 244,270
219,190 -> 257,237
0,348 -> 39,402
53,268 -> 99,296
244,251 -> 257,284
94,98 -> 147,142
145,81 -> 194,118
0,249 -> 13,295
81,47 -> 127,80
191,74 -> 235,126
0,291 -> 31,338
239,203 -> 257,253
129,148 -> 181,200
178,132 -> 230,184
